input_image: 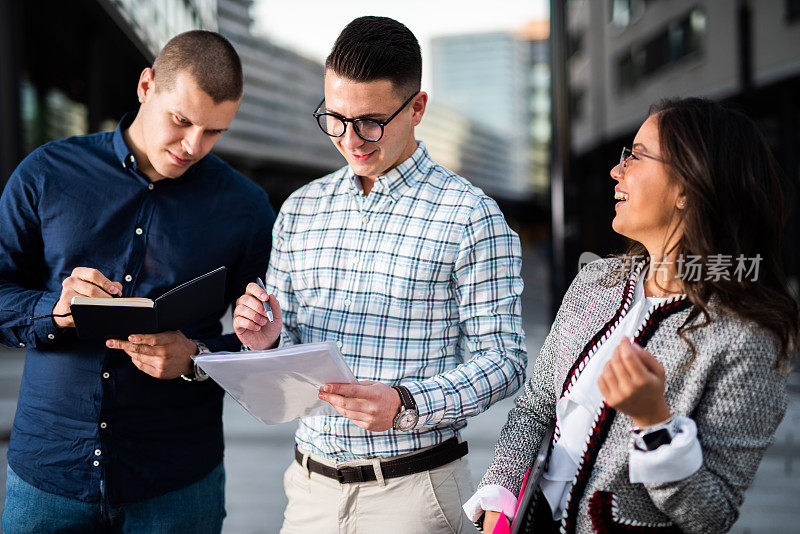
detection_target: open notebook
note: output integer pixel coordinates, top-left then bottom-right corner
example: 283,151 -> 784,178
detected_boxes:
70,266 -> 226,339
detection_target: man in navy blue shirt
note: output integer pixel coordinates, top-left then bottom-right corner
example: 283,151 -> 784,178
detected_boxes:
0,31 -> 276,532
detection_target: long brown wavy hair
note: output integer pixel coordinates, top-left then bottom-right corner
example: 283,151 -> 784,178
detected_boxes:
622,97 -> 798,368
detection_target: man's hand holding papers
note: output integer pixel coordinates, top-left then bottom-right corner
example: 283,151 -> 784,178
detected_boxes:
319,381 -> 402,432
233,282 -> 282,349
231,281 -> 403,431
193,342 -> 359,425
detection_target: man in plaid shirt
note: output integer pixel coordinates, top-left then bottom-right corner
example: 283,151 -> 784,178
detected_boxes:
233,16 -> 526,533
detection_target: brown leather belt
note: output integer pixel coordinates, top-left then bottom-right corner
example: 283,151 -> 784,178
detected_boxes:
294,437 -> 468,484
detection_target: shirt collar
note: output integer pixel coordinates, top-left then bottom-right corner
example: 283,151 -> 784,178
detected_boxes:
112,112 -> 137,170
345,141 -> 433,199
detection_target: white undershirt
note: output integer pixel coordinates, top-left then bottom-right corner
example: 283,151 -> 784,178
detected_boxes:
463,271 -> 703,523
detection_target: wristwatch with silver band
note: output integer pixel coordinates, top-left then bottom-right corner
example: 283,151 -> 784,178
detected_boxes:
181,340 -> 211,382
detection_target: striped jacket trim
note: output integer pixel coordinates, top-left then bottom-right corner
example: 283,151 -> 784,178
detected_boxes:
554,261 -> 692,533
552,261 -> 640,445
588,492 -> 681,533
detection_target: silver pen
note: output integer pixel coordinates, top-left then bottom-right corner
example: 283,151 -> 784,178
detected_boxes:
255,277 -> 274,322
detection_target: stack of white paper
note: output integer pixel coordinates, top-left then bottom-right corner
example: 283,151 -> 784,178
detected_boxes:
193,341 -> 358,425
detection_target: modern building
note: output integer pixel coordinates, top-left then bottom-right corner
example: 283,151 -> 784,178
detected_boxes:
559,0 -> 800,284
416,102 -> 521,200
430,23 -> 551,204
518,20 -> 553,200
432,32 -> 530,136
215,0 -> 340,202
0,0 -> 191,185
0,0 -> 341,205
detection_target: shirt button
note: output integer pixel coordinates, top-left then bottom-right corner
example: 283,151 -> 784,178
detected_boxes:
100,422 -> 108,429
336,341 -> 343,349
135,228 -> 143,235
47,333 -> 55,340
147,183 -> 154,191
344,299 -> 351,308
323,424 -> 331,432
124,275 -> 132,282
94,449 -> 102,456
93,460 -> 100,467
102,372 -> 110,379
362,216 -> 369,224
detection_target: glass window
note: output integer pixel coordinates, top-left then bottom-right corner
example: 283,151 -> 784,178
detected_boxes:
788,0 -> 800,21
568,31 -> 584,58
689,10 -> 707,54
616,8 -> 705,93
569,87 -> 586,121
610,0 -> 646,27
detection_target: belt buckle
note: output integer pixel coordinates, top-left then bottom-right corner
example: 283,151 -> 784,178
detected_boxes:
335,465 -> 365,484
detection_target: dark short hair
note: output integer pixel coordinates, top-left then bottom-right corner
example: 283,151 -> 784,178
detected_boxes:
325,16 -> 421,95
152,30 -> 243,103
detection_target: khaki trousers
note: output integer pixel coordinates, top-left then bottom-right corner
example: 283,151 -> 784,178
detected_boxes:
280,446 -> 478,534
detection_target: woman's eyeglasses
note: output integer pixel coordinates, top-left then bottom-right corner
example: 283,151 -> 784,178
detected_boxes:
618,147 -> 665,173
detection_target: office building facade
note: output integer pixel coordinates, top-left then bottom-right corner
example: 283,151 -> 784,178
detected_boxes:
561,0 -> 800,284
430,25 -> 551,204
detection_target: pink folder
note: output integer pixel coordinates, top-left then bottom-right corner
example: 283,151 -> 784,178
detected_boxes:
491,467 -> 530,534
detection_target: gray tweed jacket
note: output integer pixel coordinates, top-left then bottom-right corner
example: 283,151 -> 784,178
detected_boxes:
478,258 -> 788,533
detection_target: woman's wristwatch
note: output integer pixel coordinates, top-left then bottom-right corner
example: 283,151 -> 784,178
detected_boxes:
180,341 -> 211,382
632,415 -> 678,451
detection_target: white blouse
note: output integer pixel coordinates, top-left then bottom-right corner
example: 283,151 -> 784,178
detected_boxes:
463,271 -> 703,523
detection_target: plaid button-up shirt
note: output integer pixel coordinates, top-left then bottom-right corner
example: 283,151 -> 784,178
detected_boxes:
266,142 -> 526,460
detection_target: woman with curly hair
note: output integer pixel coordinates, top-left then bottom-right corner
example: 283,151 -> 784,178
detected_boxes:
464,97 -> 799,533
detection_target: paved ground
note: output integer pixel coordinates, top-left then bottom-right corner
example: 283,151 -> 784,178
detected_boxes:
1,245 -> 799,532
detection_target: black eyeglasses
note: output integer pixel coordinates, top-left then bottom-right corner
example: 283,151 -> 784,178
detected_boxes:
618,147 -> 665,173
312,92 -> 418,142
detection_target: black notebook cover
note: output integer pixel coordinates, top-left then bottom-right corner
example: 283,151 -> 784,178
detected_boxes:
71,267 -> 227,340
